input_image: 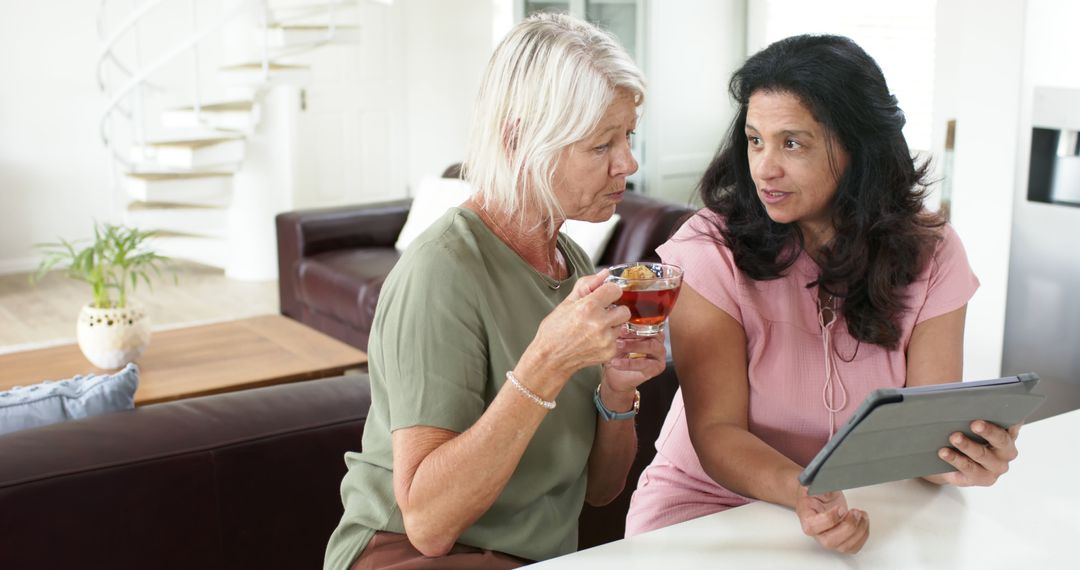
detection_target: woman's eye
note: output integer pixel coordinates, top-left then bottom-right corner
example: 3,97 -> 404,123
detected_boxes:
785,139 -> 802,149
594,144 -> 610,153
747,135 -> 762,146
627,130 -> 636,143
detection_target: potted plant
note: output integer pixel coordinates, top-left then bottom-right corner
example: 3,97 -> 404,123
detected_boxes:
34,223 -> 173,369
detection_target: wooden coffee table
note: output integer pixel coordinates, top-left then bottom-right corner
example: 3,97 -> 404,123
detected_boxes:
0,314 -> 367,405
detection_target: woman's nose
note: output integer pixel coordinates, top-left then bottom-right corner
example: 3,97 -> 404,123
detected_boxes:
753,149 -> 782,181
612,143 -> 638,178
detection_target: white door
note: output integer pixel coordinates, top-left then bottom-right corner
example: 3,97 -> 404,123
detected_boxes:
292,1 -> 408,208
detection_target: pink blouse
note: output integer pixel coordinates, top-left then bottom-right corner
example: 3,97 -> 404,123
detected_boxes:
625,209 -> 980,536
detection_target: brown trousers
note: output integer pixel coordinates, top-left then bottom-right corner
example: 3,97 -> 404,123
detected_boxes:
350,531 -> 532,570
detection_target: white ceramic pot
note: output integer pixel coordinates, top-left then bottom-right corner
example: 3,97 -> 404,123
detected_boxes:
76,302 -> 151,370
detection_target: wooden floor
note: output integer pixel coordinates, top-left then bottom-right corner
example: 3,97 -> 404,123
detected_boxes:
0,262 -> 279,351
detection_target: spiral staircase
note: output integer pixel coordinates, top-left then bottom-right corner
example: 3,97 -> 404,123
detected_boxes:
98,0 -> 390,280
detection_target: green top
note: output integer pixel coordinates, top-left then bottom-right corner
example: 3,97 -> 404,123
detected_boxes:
323,207 -> 602,569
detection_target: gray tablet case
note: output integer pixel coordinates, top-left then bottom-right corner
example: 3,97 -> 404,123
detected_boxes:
798,373 -> 1045,495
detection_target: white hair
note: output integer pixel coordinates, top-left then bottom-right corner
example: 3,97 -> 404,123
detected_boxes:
463,12 -> 645,235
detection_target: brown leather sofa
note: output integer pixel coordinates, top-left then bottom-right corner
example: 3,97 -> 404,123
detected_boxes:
276,185 -> 696,350
0,371 -> 678,567
0,374 -> 370,570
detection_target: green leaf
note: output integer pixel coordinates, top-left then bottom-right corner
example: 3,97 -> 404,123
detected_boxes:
29,221 -> 176,307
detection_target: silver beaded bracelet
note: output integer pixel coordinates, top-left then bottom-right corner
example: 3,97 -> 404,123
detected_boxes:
506,370 -> 556,410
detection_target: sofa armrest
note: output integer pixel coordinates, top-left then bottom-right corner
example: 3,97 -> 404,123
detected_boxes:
276,199 -> 412,319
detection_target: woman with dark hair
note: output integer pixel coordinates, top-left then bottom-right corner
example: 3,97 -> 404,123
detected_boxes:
624,34 -> 1021,554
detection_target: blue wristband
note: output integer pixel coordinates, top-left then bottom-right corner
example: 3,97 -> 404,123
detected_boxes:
593,384 -> 640,421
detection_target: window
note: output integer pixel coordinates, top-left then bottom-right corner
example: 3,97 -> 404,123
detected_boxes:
521,0 -> 641,61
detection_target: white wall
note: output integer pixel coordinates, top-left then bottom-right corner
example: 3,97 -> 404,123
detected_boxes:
643,0 -> 746,206
931,0 -> 1027,380
1021,1 -> 1080,90
0,1 -> 114,273
749,0 -> 937,153
401,0 -> 497,194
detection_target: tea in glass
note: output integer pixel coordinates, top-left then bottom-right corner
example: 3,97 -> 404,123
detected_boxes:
606,263 -> 683,336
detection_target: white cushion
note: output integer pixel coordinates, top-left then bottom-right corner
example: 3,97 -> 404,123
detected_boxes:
395,176 -> 474,252
395,175 -> 621,266
562,214 -> 621,266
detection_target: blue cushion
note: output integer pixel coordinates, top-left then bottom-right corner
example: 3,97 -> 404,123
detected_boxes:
0,363 -> 139,435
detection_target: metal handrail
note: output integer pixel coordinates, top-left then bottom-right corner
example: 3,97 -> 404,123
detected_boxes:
96,0 -> 170,90
98,0 -> 263,145
97,0 -> 362,155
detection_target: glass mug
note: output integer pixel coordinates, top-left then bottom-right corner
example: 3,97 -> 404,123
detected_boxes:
605,262 -> 684,336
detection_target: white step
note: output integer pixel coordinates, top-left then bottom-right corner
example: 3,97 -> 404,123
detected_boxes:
125,172 -> 232,207
125,202 -> 229,239
218,62 -> 311,86
262,24 -> 361,47
161,100 -> 259,131
147,234 -> 229,270
142,127 -> 236,141
223,85 -> 259,102
126,162 -> 240,175
130,136 -> 245,170
271,0 -> 361,20
272,0 -> 360,9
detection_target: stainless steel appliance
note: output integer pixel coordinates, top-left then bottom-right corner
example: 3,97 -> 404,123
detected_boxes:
1003,86 -> 1080,419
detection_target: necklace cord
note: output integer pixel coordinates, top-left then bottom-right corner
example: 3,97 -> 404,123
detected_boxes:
818,294 -> 848,437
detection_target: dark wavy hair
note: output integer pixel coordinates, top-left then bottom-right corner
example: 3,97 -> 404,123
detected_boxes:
699,34 -> 943,349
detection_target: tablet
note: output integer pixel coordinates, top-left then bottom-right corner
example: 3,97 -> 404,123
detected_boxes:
798,373 -> 1045,495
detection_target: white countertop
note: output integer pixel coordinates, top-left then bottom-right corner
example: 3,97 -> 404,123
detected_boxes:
535,409 -> 1080,569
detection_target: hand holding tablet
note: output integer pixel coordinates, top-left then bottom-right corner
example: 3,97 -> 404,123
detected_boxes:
799,374 -> 1045,495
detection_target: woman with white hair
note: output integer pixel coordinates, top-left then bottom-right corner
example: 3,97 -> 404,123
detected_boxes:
324,13 -> 665,569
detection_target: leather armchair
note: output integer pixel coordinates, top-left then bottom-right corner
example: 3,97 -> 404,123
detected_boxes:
277,199 -> 411,349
